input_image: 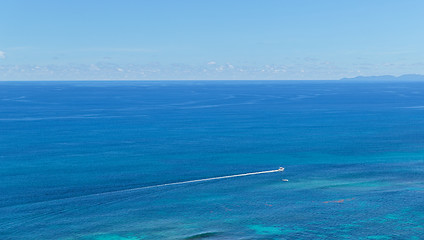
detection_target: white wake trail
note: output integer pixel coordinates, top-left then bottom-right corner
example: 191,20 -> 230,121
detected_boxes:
5,168 -> 285,208
118,167 -> 285,193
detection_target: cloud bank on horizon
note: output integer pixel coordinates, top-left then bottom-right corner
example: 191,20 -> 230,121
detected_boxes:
1,0 -> 424,80
1,62 -> 423,81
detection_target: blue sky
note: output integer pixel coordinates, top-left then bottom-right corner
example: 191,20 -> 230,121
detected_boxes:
1,0 -> 423,80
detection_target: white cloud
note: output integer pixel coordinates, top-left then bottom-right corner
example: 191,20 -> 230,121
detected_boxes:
0,51 -> 5,59
4,61 -> 418,81
207,61 -> 216,65
78,48 -> 154,53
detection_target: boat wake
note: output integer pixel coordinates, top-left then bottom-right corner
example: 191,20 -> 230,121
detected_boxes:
4,167 -> 285,209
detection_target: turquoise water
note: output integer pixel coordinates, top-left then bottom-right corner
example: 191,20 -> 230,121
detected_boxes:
1,81 -> 424,239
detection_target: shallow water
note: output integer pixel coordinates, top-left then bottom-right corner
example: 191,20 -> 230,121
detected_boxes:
1,81 -> 424,239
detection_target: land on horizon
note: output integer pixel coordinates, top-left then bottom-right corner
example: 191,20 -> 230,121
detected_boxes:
1,73 -> 424,82
340,74 -> 424,81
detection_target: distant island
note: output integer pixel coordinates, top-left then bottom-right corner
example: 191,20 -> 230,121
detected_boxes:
340,74 -> 424,81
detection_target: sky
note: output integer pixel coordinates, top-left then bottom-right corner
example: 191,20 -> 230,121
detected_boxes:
1,0 -> 424,80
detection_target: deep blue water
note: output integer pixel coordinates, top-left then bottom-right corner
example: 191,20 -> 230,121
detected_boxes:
1,81 -> 424,239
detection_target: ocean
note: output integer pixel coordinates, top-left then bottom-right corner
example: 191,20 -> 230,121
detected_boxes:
1,81 -> 423,239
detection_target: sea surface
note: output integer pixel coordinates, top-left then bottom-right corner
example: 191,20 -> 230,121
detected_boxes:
1,81 -> 423,239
